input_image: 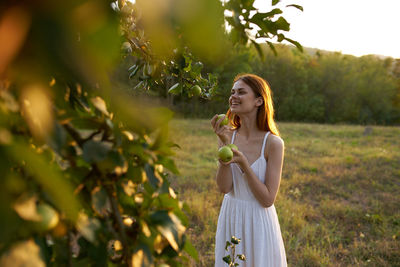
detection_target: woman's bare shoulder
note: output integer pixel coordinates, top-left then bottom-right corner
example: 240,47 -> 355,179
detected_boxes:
265,133 -> 284,159
268,133 -> 284,146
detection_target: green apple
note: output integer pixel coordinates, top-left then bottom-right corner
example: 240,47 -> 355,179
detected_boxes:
218,146 -> 233,162
35,203 -> 59,231
217,114 -> 228,126
190,85 -> 202,96
227,144 -> 238,151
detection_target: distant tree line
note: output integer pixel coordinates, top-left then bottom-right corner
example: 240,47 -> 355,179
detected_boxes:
252,45 -> 400,125
119,44 -> 400,125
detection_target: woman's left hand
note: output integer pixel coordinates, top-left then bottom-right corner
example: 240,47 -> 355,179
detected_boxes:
219,148 -> 249,171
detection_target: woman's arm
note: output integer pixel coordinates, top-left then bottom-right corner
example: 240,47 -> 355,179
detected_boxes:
216,163 -> 233,193
239,136 -> 284,207
210,114 -> 234,194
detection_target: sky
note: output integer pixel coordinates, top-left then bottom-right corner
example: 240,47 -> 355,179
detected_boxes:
254,0 -> 400,58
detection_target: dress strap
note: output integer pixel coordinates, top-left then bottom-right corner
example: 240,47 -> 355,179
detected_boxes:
261,131 -> 270,157
231,130 -> 237,144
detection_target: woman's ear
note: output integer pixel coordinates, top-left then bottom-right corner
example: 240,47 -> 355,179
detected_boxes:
256,97 -> 263,107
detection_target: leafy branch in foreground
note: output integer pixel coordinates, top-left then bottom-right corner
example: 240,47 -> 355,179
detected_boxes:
0,79 -> 198,266
0,0 -> 198,265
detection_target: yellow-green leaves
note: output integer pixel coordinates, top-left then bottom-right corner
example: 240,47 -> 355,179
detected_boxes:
20,85 -> 53,141
7,142 -> 81,221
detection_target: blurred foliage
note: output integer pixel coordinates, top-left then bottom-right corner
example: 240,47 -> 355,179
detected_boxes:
0,0 -> 302,265
167,44 -> 400,125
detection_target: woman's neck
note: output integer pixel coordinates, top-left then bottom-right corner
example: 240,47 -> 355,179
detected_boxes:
237,114 -> 260,140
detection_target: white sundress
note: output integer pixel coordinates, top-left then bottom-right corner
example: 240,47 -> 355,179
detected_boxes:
215,130 -> 287,267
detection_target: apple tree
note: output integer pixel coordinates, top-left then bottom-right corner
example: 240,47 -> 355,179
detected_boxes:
117,0 -> 303,99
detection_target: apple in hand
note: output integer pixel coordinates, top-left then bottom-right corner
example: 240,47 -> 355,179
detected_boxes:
218,146 -> 233,162
227,144 -> 238,151
217,114 -> 228,126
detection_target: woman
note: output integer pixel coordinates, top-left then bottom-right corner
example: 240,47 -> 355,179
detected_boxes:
212,74 -> 287,266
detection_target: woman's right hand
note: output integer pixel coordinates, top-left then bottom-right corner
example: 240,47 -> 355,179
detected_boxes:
211,114 -> 232,145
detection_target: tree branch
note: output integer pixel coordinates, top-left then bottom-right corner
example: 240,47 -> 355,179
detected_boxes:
104,183 -> 132,267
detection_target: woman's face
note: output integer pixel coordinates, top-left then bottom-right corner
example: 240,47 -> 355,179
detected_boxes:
229,79 -> 262,115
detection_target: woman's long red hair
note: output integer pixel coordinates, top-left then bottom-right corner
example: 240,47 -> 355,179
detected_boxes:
226,73 -> 280,136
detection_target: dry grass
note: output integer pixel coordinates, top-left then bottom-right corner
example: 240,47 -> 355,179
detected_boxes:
168,119 -> 400,266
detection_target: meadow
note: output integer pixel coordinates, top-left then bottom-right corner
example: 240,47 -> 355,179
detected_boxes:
168,119 -> 400,266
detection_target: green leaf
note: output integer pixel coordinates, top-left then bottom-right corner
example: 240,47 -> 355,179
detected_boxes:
225,241 -> 231,251
222,255 -> 231,264
168,83 -> 182,95
47,122 -> 67,154
91,96 -> 110,116
0,239 -> 46,266
144,164 -> 161,188
91,186 -> 111,217
266,41 -> 277,56
149,211 -> 185,252
131,247 -> 152,267
183,239 -> 198,261
284,37 -> 303,52
158,193 -> 179,209
108,150 -> 126,167
157,156 -> 180,175
241,0 -> 256,9
151,125 -> 169,150
82,140 -> 111,163
272,0 -> 280,5
277,33 -> 285,42
225,16 -> 235,27
275,16 -> 290,31
231,236 -> 240,244
129,65 -> 140,79
76,212 -> 101,243
250,40 -> 264,61
7,142 -> 81,220
167,141 -> 181,150
191,61 -> 203,75
183,54 -> 192,72
256,20 -> 276,35
250,9 -> 282,23
286,4 -> 303,11
237,254 -> 246,261
128,64 -> 137,72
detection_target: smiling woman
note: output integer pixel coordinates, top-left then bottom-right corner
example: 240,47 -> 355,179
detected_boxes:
211,73 -> 287,266
227,74 -> 280,137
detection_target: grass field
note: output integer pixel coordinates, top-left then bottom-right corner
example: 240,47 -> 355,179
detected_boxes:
167,119 -> 400,267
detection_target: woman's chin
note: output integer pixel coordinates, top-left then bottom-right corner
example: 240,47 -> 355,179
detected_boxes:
229,107 -> 241,115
